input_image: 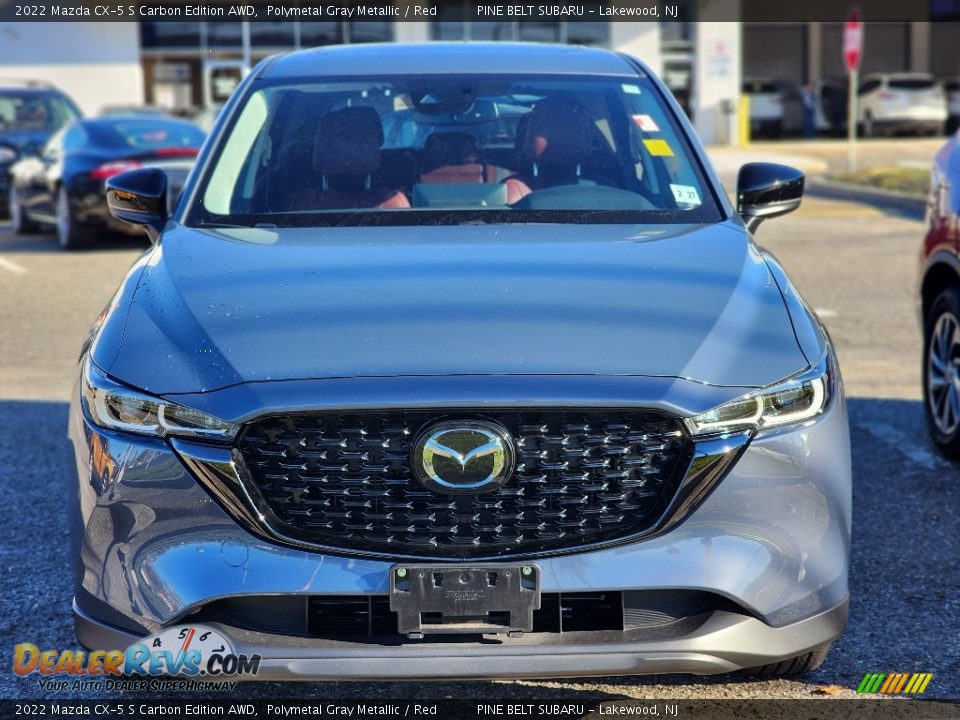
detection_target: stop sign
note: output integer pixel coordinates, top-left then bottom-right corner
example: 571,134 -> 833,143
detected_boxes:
844,9 -> 864,73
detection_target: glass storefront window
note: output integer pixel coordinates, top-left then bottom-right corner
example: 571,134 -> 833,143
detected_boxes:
300,21 -> 343,46
518,22 -> 561,43
251,22 -> 295,48
430,9 -> 609,47
660,0 -> 696,48
566,21 -> 609,47
468,23 -> 517,41
206,22 -> 242,48
140,22 -> 201,49
347,21 -> 394,43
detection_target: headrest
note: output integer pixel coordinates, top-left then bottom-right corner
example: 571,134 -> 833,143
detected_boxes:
521,98 -> 595,172
422,132 -> 479,170
313,107 -> 383,176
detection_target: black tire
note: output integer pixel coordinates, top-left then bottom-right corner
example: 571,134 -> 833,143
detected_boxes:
8,185 -> 39,234
947,117 -> 959,136
862,112 -> 875,138
923,287 -> 960,459
55,185 -> 93,250
740,642 -> 832,678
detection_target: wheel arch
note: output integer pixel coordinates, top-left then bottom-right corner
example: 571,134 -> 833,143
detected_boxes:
922,258 -> 960,320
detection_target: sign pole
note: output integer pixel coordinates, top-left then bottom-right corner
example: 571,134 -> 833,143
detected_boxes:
843,8 -> 863,174
848,68 -> 858,173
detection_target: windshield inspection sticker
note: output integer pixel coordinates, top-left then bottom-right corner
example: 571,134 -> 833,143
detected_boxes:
632,114 -> 660,132
670,184 -> 702,207
643,138 -> 674,157
622,84 -> 642,95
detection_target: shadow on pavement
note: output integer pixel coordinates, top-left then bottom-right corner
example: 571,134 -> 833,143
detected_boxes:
805,183 -> 926,221
0,224 -> 148,254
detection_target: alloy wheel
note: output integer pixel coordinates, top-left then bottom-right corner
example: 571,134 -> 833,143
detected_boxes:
927,311 -> 960,435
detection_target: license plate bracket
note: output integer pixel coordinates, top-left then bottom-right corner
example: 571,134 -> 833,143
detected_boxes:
389,564 -> 540,636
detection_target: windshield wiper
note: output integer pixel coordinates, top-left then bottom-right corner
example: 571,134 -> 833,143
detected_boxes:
197,221 -> 256,229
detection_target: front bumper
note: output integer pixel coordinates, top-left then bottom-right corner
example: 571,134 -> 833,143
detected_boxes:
75,597 -> 848,680
67,377 -> 851,679
872,106 -> 947,127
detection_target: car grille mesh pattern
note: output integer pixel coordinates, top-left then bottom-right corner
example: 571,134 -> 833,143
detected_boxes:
237,410 -> 690,558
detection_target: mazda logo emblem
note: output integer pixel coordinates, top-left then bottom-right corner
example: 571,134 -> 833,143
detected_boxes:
412,420 -> 515,495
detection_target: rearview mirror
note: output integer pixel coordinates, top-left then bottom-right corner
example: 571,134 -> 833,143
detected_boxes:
105,167 -> 168,242
737,162 -> 804,233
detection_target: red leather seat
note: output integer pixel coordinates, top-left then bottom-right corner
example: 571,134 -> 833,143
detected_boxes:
503,98 -> 598,205
283,107 -> 409,211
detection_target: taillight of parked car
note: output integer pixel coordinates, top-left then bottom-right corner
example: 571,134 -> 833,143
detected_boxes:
90,160 -> 142,180
153,147 -> 199,157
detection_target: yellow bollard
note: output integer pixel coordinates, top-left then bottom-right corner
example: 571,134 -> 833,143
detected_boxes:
739,95 -> 750,147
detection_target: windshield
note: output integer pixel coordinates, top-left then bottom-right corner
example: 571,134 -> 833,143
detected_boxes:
0,91 -> 80,133
192,74 -> 721,227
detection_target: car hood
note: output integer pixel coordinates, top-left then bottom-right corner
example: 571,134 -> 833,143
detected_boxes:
96,220 -> 812,395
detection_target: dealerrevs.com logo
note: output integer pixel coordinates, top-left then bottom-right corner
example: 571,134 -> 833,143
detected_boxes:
13,625 -> 261,690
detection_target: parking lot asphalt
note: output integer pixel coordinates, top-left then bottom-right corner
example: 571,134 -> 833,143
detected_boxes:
0,191 -> 957,703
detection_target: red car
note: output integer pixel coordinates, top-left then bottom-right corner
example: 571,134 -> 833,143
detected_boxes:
921,132 -> 960,456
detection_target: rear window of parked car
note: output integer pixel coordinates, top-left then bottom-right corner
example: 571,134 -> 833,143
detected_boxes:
888,78 -> 936,90
0,91 -> 79,133
88,119 -> 206,151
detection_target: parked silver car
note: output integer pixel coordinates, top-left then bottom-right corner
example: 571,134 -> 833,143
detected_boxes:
69,43 -> 850,682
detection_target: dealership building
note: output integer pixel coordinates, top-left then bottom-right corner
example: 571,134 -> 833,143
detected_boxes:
1,1 -> 959,145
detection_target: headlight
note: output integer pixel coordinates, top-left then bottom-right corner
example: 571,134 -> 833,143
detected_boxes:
81,358 -> 238,441
0,146 -> 17,164
683,353 -> 832,437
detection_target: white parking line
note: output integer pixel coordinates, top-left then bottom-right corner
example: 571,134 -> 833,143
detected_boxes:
0,257 -> 26,274
863,422 -> 944,472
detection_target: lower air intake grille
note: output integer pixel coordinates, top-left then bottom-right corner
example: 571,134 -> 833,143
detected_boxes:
196,591 -> 730,640
237,410 -> 691,558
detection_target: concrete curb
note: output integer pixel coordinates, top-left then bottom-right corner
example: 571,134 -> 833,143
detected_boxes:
806,179 -> 928,218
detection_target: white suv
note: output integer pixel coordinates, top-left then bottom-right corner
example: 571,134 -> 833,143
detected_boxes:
857,73 -> 946,137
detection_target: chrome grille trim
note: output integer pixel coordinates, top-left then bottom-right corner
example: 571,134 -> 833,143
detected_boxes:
232,409 -> 691,559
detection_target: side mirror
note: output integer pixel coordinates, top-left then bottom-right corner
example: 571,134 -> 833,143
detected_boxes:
105,167 -> 168,242
737,162 -> 804,233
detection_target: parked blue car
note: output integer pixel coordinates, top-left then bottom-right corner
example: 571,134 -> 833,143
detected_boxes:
0,80 -> 81,219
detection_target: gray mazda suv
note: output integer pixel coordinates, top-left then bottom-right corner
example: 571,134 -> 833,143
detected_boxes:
69,43 -> 850,680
